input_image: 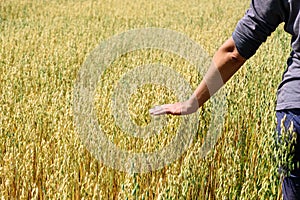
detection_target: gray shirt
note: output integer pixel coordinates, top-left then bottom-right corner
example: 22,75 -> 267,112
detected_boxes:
232,0 -> 300,110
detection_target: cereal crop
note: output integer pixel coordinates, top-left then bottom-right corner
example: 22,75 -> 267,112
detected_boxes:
0,0 -> 292,199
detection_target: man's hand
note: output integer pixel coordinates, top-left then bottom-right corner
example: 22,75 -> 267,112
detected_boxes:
149,96 -> 199,116
149,103 -> 183,116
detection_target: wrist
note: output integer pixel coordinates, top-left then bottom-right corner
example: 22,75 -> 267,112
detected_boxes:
181,95 -> 199,114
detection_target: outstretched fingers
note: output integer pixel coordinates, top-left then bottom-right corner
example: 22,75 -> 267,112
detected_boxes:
149,103 -> 182,116
149,105 -> 169,115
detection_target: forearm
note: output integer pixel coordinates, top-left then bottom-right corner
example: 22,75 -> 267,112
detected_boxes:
150,37 -> 246,116
191,37 -> 246,108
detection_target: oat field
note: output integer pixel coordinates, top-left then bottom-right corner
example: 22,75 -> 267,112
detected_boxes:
0,0 -> 292,199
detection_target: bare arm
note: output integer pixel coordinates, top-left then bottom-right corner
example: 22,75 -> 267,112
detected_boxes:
150,37 -> 246,115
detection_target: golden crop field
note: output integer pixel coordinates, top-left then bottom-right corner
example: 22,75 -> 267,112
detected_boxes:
0,0 -> 293,199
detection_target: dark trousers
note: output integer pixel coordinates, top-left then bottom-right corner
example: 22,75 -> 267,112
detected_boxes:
276,109 -> 300,200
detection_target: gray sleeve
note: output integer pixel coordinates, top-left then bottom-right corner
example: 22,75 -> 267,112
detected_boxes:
232,0 -> 286,59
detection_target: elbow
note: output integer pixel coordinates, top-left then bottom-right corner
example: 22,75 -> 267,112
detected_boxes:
212,37 -> 247,83
230,50 -> 246,65
218,38 -> 247,67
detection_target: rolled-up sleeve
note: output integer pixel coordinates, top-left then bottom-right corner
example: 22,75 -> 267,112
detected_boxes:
232,0 -> 286,59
